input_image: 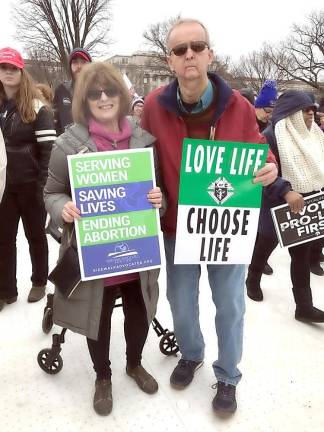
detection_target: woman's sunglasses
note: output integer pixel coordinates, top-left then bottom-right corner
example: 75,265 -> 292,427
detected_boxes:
169,41 -> 209,57
87,87 -> 119,101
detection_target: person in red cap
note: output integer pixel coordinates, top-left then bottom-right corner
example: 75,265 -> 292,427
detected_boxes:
53,47 -> 92,135
0,47 -> 56,310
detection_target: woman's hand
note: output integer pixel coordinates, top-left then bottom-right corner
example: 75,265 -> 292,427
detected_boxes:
147,187 -> 162,209
62,201 -> 81,223
284,191 -> 304,214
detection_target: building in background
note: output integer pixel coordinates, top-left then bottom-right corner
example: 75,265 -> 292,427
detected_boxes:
107,51 -> 173,96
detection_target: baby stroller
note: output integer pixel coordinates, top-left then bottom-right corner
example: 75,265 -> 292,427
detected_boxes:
37,220 -> 179,375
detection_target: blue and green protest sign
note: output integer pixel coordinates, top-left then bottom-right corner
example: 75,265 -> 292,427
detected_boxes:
67,148 -> 162,280
174,139 -> 269,264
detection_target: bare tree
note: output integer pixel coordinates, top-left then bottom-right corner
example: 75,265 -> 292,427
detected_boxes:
209,55 -> 233,82
25,48 -> 66,87
143,14 -> 181,73
267,10 -> 324,94
13,0 -> 113,76
231,45 -> 286,93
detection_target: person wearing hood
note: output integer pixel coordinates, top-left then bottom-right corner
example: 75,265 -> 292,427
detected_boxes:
246,90 -> 324,323
0,47 -> 56,310
53,47 -> 92,135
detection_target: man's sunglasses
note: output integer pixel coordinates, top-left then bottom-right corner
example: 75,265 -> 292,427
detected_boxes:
169,41 -> 209,56
87,87 -> 119,101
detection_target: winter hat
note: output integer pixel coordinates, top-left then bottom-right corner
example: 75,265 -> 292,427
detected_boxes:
132,97 -> 144,110
69,47 -> 92,67
0,47 -> 24,69
239,88 -> 255,105
255,80 -> 277,108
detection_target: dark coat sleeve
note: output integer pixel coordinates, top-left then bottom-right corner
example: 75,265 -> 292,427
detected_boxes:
34,106 -> 56,187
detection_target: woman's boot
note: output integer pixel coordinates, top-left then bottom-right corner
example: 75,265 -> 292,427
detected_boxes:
246,269 -> 263,301
293,287 -> 324,323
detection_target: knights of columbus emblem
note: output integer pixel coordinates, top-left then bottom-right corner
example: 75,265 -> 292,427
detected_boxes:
207,177 -> 234,205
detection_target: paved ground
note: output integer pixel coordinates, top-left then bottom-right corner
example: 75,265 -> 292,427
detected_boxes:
1,224 -> 324,432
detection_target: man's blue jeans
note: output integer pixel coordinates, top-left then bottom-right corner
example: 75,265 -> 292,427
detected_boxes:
164,235 -> 245,386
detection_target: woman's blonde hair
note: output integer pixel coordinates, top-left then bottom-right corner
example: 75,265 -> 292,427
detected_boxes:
0,69 -> 42,123
36,83 -> 54,106
72,62 -> 131,126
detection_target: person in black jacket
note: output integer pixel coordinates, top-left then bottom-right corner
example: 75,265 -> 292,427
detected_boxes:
53,47 -> 92,136
0,47 -> 56,311
246,90 -> 324,323
240,83 -> 278,276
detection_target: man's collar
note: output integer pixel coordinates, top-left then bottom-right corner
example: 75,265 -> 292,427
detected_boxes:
177,79 -> 213,114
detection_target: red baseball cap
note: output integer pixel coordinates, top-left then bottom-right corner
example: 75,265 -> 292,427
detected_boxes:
0,47 -> 25,69
69,48 -> 92,66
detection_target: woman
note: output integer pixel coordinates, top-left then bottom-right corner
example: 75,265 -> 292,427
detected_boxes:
0,47 -> 56,311
44,62 -> 163,416
36,83 -> 54,107
246,90 -> 324,323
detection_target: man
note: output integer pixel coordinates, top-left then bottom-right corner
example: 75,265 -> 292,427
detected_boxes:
141,18 -> 277,415
53,47 -> 92,135
253,81 -> 278,276
0,129 -> 6,202
254,80 -> 277,132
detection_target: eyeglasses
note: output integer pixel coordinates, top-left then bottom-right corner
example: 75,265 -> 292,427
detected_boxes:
87,87 -> 119,101
169,41 -> 209,56
0,64 -> 20,72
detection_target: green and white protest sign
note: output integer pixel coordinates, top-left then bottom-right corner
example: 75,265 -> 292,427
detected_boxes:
174,139 -> 269,264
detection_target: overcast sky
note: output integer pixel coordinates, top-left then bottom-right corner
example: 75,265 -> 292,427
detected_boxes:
0,0 -> 323,61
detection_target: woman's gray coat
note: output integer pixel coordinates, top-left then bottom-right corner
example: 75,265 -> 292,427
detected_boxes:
44,122 -> 161,340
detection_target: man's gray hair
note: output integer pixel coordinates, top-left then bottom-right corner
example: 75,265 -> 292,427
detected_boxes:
166,18 -> 211,51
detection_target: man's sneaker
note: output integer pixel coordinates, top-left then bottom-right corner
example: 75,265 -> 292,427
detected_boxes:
126,364 -> 158,394
212,382 -> 237,414
170,359 -> 203,389
27,285 -> 46,303
93,379 -> 113,416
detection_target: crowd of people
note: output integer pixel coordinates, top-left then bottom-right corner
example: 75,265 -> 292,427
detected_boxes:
0,17 -> 323,418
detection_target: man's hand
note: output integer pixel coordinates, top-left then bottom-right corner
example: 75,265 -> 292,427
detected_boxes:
284,191 -> 304,214
147,187 -> 162,209
253,163 -> 278,186
62,201 -> 81,223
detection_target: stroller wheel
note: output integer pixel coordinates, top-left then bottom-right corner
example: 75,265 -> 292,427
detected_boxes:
37,349 -> 63,374
159,331 -> 179,356
42,308 -> 53,334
